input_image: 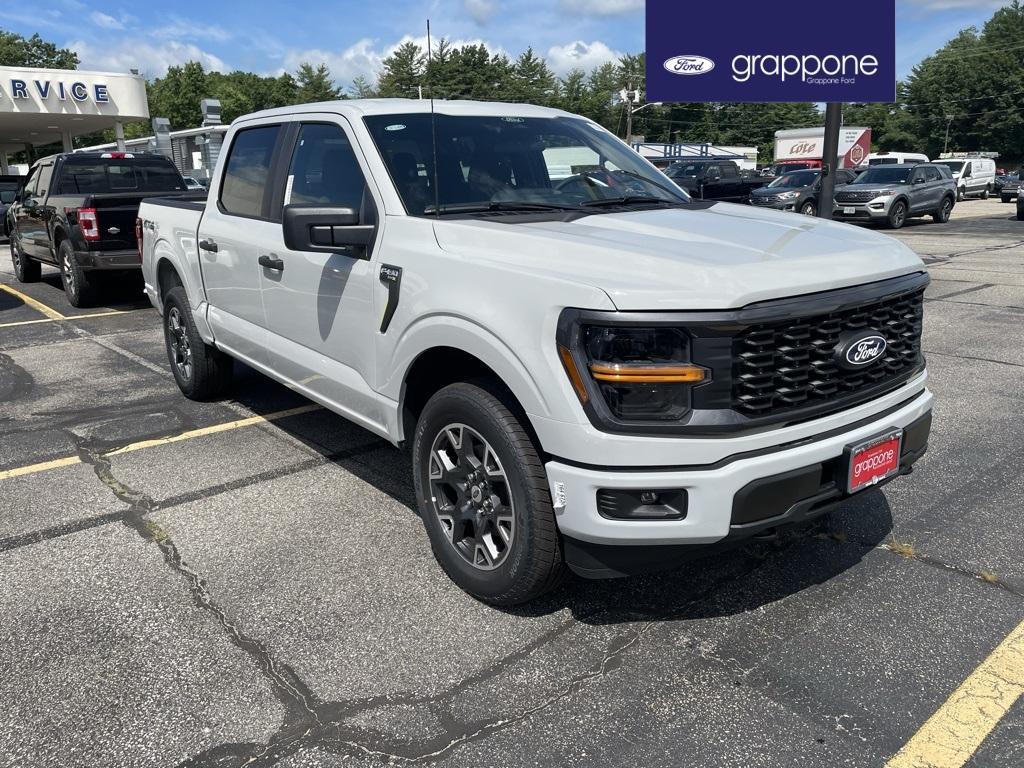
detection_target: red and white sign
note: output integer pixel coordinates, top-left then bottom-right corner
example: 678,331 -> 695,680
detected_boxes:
775,127 -> 872,169
847,431 -> 902,493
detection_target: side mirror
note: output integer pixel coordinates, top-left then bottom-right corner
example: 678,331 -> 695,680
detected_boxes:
913,177 -> 925,184
282,204 -> 376,257
22,197 -> 37,209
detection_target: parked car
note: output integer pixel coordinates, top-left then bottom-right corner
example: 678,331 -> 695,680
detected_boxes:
994,172 -> 1015,197
749,168 -> 858,216
834,163 -> 956,229
0,174 -> 24,239
1000,175 -> 1021,203
8,151 -> 193,306
934,157 -> 996,201
664,159 -> 767,201
138,100 -> 932,605
182,175 -> 207,190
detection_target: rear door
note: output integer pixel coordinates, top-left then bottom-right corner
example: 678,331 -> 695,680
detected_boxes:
909,167 -> 930,213
924,165 -> 945,209
197,121 -> 287,367
257,117 -> 384,430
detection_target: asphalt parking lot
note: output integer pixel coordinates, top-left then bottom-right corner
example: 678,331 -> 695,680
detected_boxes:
2,197 -> 1022,768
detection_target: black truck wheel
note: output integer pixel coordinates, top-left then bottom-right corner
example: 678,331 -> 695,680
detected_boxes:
59,240 -> 99,307
412,381 -> 564,605
10,238 -> 41,283
162,286 -> 233,399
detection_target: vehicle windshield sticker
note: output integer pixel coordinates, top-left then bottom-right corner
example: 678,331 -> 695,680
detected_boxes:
502,117 -> 524,123
385,124 -> 406,132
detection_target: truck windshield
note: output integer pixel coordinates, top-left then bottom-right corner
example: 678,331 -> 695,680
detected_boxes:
363,114 -> 689,215
936,161 -> 964,173
57,158 -> 186,194
852,168 -> 912,185
768,170 -> 819,188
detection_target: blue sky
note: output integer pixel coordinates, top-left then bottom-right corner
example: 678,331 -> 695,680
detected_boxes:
0,0 -> 1012,86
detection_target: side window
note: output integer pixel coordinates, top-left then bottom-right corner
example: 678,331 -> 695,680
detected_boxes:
285,123 -> 366,209
220,125 -> 281,218
912,168 -> 927,183
34,164 -> 54,198
20,166 -> 39,200
706,164 -> 721,180
720,163 -> 739,179
924,167 -> 940,182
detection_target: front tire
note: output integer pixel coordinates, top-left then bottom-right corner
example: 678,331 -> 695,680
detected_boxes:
162,285 -> 233,399
957,186 -> 965,202
10,238 -> 41,283
1017,204 -> 1024,222
59,240 -> 98,307
412,381 -> 564,605
800,200 -> 817,216
887,200 -> 908,229
933,196 -> 954,224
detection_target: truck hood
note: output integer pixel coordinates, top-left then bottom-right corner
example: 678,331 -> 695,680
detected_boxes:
433,202 -> 924,310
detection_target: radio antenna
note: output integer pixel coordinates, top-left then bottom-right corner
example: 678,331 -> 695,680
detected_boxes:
427,19 -> 441,218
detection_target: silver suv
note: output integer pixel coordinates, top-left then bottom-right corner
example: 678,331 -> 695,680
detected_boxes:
833,163 -> 957,229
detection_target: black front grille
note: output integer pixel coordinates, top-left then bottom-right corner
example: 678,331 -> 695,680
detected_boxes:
835,190 -> 877,203
732,288 -> 924,418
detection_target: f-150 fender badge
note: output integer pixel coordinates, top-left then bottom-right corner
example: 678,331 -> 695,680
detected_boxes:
379,264 -> 402,334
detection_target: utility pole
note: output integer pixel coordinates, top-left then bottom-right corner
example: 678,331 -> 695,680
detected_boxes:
817,102 -> 843,221
944,113 -> 954,154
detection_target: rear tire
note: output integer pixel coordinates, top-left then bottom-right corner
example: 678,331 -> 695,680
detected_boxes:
887,200 -> 908,229
982,187 -> 990,200
412,381 -> 564,605
1017,205 -> 1024,222
162,285 -> 233,399
933,196 -> 954,224
59,240 -> 99,307
10,238 -> 41,283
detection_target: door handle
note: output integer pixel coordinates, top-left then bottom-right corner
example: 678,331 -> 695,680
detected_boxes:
198,238 -> 218,253
259,254 -> 284,271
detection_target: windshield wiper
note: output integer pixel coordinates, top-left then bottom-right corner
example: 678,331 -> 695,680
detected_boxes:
424,201 -> 578,215
579,195 -> 682,208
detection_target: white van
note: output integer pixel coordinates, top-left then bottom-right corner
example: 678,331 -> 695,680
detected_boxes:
862,151 -> 930,167
934,157 -> 997,200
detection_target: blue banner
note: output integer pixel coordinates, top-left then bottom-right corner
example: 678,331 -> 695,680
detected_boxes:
645,0 -> 896,103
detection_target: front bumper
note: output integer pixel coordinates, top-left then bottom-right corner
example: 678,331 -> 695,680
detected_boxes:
545,387 -> 932,568
833,197 -> 893,222
750,197 -> 797,211
76,248 -> 142,270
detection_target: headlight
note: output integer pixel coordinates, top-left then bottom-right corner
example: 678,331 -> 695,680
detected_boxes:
777,191 -> 800,200
559,325 -> 707,422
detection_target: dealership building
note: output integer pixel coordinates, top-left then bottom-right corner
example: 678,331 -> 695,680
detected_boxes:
0,64 -> 149,173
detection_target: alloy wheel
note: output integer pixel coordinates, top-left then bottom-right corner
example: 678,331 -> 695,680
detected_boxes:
10,240 -> 20,272
428,423 -> 515,571
62,250 -> 76,297
167,307 -> 194,381
892,203 -> 906,227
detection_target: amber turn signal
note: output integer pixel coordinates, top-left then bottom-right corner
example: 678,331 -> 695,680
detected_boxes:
588,363 -> 706,384
558,345 -> 590,403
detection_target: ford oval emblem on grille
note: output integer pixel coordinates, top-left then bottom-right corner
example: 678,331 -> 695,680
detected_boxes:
836,331 -> 887,370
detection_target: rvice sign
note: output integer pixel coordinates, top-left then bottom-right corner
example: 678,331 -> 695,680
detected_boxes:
646,0 -> 896,103
4,78 -> 111,103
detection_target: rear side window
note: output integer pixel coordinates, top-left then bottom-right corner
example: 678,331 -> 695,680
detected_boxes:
285,123 -> 366,209
220,125 -> 282,218
57,159 -> 185,194
721,163 -> 738,178
924,167 -> 941,182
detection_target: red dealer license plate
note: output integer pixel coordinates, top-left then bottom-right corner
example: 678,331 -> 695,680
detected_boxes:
845,430 -> 903,494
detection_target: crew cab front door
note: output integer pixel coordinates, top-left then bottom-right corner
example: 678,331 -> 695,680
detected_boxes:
258,118 -> 383,431
197,122 -> 285,366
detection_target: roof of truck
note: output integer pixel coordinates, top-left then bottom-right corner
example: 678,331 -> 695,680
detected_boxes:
234,98 -> 577,124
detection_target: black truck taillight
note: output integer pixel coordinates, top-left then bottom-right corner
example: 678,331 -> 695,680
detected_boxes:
78,208 -> 99,241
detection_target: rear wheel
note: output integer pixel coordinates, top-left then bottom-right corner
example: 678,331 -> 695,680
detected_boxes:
412,381 -> 564,605
933,196 -> 954,224
800,200 -> 817,216
1017,203 -> 1024,222
162,285 -> 233,399
887,200 -> 908,229
59,240 -> 99,307
982,186 -> 990,200
10,238 -> 41,283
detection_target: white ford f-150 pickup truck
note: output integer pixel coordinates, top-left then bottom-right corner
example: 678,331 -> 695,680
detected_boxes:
138,99 -> 933,605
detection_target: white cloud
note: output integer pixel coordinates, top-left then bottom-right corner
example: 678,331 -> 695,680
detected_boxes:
546,40 -> 622,75
89,11 -> 124,29
559,0 -> 643,15
69,38 -> 226,78
151,16 -> 232,42
464,0 -> 499,25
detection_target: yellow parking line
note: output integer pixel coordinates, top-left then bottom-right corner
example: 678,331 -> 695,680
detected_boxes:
0,404 -> 321,482
886,617 -> 1024,768
0,310 -> 129,329
0,284 -> 66,320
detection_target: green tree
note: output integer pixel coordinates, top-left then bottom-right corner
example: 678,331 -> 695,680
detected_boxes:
509,48 -> 557,105
377,41 -> 425,98
0,29 -> 78,68
147,61 -> 210,129
295,62 -> 342,103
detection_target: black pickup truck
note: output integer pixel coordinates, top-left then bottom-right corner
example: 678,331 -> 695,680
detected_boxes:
7,152 -> 192,306
664,159 -> 768,202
